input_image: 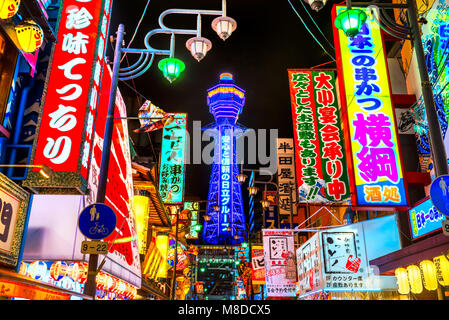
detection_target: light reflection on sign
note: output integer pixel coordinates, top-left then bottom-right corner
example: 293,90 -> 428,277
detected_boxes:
333,6 -> 407,207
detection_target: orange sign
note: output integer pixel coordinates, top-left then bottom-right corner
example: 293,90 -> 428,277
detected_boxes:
0,279 -> 70,300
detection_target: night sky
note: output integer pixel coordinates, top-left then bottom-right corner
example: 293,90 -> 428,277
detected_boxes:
108,0 -> 337,200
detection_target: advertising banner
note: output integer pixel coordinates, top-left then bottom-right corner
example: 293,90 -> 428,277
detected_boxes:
287,69 -> 350,203
262,229 -> 296,297
159,114 -> 187,204
251,245 -> 266,285
277,138 -> 298,216
408,198 -> 445,239
27,0 -> 112,192
184,202 -> 200,239
332,6 -> 408,207
296,233 -> 323,293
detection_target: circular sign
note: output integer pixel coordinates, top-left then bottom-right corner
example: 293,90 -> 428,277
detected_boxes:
430,175 -> 449,217
78,203 -> 117,240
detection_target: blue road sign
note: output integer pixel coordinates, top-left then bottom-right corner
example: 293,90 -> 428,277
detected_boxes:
430,175 -> 449,217
78,203 -> 117,240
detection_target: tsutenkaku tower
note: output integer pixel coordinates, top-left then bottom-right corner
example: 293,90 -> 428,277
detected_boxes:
202,73 -> 246,245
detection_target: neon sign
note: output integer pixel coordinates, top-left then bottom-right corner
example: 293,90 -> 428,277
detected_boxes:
408,198 -> 445,239
159,114 -> 187,204
287,69 -> 350,203
333,6 -> 407,207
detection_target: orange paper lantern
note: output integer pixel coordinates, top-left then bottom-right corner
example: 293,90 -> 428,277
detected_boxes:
15,19 -> 43,53
0,0 -> 20,20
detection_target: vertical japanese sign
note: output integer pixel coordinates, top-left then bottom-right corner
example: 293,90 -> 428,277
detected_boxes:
28,0 -> 112,191
296,233 -> 323,294
86,65 -> 141,284
263,190 -> 279,229
251,245 -> 266,285
408,198 -> 445,239
262,229 -> 296,297
332,6 -> 407,207
184,202 -> 199,239
159,114 -> 187,204
287,69 -> 350,203
277,138 -> 297,216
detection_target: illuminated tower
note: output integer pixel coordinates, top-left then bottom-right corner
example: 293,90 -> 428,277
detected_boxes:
202,73 -> 246,245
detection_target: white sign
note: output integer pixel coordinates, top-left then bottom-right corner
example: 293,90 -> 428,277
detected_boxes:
263,229 -> 296,297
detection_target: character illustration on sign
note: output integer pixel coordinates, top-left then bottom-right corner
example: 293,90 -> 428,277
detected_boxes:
285,251 -> 297,280
89,204 -> 99,221
0,200 -> 13,243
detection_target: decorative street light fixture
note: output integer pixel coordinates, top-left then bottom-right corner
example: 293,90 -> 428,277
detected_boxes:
303,0 -> 328,12
186,36 -> 212,62
333,8 -> 367,37
260,199 -> 271,210
158,57 -> 186,83
236,173 -> 247,184
211,16 -> 237,40
247,186 -> 259,197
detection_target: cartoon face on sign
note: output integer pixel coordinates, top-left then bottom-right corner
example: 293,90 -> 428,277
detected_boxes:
269,236 -> 288,265
322,232 -> 360,273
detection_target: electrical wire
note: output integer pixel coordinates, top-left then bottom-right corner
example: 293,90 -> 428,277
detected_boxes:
288,0 -> 336,60
297,0 -> 335,50
120,0 -> 151,63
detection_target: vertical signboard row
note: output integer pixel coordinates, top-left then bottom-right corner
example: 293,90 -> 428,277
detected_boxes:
287,69 -> 350,204
276,138 -> 297,216
332,6 -> 408,207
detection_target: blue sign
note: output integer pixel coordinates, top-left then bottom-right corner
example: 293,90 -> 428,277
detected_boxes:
408,198 -> 445,239
78,203 -> 117,240
430,175 -> 449,217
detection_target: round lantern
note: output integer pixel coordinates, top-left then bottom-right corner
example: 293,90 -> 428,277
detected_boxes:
434,255 -> 449,286
419,260 -> 438,291
395,267 -> 410,295
49,261 -> 68,281
68,262 -> 81,282
407,265 -> 423,294
117,281 -> 126,296
78,263 -> 88,284
0,0 -> 20,20
15,19 -> 43,53
96,272 -> 107,290
28,261 -> 48,280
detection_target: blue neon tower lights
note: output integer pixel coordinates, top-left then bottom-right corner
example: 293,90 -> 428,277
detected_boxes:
202,73 -> 246,245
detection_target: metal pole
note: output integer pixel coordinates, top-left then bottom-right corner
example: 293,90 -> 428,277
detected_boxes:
84,24 -> 125,300
407,0 -> 448,176
170,207 -> 180,300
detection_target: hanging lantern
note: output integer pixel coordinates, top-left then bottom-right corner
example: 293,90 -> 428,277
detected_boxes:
78,263 -> 88,284
247,186 -> 259,196
28,261 -> 48,280
49,261 -> 68,281
419,260 -> 438,291
236,173 -> 247,184
186,36 -> 212,62
96,272 -> 107,290
15,20 -> 44,53
407,265 -> 423,294
261,199 -> 271,209
433,255 -> 449,286
68,262 -> 81,282
334,9 -> 368,38
212,16 -> 237,41
158,57 -> 185,83
0,0 -> 20,20
133,195 -> 150,253
156,232 -> 169,278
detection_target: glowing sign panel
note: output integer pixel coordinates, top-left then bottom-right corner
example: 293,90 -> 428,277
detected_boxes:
159,114 -> 187,204
333,6 -> 407,206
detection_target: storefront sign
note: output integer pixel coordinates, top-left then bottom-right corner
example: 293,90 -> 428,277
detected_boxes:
159,114 -> 187,204
0,173 -> 30,268
296,233 -> 322,293
28,0 -> 112,190
408,198 -> 445,239
332,6 -> 407,207
251,245 -> 266,285
277,138 -> 298,215
184,202 -> 199,239
287,69 -> 350,203
262,229 -> 296,297
0,279 -> 70,300
264,192 -> 279,229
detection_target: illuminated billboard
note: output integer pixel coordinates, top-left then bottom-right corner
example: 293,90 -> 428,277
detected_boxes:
158,114 -> 187,205
408,198 -> 445,239
287,69 -> 350,203
332,6 -> 408,207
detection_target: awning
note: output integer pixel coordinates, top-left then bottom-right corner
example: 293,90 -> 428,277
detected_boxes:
370,232 -> 449,274
0,268 -> 92,300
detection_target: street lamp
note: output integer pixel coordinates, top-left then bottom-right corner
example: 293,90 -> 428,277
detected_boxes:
260,199 -> 271,210
334,8 -> 367,37
247,186 -> 259,197
158,57 -> 186,83
236,173 -> 247,184
303,0 -> 329,12
211,16 -> 237,40
186,36 -> 212,62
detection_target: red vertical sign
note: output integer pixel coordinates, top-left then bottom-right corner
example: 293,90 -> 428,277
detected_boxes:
32,0 -> 105,174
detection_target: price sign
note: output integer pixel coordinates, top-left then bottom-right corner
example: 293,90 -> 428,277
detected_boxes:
81,240 -> 109,254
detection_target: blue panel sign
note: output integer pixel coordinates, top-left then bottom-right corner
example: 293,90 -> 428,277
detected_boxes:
78,203 -> 117,240
430,175 -> 449,217
409,198 -> 445,239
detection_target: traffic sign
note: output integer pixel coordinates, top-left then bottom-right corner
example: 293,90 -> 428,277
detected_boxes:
430,175 -> 449,217
81,240 -> 109,254
78,203 -> 117,240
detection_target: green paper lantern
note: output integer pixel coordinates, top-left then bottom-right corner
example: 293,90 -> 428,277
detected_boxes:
334,9 -> 368,38
158,57 -> 185,83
